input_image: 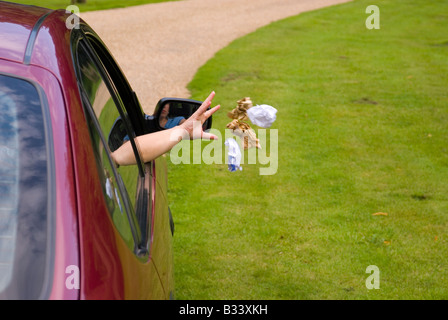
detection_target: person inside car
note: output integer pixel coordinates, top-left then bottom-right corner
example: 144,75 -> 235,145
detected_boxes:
159,103 -> 186,129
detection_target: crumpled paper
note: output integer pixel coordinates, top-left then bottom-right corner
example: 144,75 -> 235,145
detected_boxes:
225,138 -> 242,172
227,97 -> 253,121
226,119 -> 261,149
226,118 -> 251,131
246,104 -> 277,128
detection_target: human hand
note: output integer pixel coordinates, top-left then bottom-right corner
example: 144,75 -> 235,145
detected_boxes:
179,91 -> 220,140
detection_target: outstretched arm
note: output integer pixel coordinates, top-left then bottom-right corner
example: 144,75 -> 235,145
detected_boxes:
112,91 -> 220,166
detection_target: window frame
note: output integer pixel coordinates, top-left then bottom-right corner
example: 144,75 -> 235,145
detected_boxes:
0,72 -> 56,300
72,28 -> 153,258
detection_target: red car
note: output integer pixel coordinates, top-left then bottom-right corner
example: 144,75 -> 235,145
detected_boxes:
0,1 -> 208,299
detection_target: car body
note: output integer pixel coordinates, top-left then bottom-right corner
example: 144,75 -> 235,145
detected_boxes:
0,1 -> 181,299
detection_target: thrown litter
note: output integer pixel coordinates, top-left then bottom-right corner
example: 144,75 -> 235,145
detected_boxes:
225,138 -> 242,172
246,104 -> 277,128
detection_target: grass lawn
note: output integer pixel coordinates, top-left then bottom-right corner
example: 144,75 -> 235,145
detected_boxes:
7,0 -> 179,11
168,0 -> 448,299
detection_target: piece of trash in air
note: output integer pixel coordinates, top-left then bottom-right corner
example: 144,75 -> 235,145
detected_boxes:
225,138 -> 242,172
247,104 -> 277,128
226,119 -> 261,149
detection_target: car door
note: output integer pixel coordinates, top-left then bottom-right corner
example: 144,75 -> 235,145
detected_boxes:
71,26 -> 171,299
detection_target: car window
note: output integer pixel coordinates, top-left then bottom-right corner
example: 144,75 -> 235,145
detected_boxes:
0,74 -> 53,299
76,41 -> 143,251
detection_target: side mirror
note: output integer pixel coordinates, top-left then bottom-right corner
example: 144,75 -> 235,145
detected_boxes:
152,97 -> 212,131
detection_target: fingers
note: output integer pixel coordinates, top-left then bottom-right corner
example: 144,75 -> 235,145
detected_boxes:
203,91 -> 215,106
194,91 -> 215,115
201,131 -> 219,140
204,104 -> 220,119
185,91 -> 219,141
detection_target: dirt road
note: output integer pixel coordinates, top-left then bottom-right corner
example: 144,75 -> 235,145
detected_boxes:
82,0 -> 351,113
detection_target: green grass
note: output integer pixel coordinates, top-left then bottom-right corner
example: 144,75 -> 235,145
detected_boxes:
7,0 -> 179,11
168,0 -> 448,299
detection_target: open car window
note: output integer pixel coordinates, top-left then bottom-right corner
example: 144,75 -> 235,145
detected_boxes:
74,36 -> 152,256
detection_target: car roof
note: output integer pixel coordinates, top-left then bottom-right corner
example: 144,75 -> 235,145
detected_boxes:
0,1 -> 84,86
0,1 -> 55,63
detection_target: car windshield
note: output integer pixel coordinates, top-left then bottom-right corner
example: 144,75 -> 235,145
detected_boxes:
0,74 -> 53,299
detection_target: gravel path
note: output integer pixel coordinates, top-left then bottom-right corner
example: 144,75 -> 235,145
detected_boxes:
82,0 -> 351,114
